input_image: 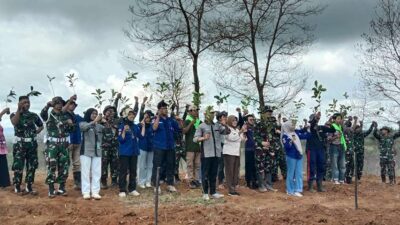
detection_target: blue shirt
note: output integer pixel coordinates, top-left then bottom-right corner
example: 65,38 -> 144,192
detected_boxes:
152,117 -> 180,150
70,114 -> 83,144
118,122 -> 140,156
245,127 -> 255,151
138,123 -> 153,151
282,130 -> 310,159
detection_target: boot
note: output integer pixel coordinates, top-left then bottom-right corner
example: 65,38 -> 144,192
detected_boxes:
381,176 -> 386,183
308,180 -> 316,193
111,177 -> 118,187
317,180 -> 326,192
73,172 -> 81,190
26,183 -> 38,195
345,177 -> 352,184
48,184 -> 56,198
101,179 -> 108,189
257,173 -> 267,192
57,183 -> 68,196
14,184 -> 22,195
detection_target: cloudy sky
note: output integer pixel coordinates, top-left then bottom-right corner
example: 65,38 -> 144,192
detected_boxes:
0,0 -> 380,130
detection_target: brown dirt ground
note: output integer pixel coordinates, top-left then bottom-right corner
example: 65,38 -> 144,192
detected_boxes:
0,173 -> 399,225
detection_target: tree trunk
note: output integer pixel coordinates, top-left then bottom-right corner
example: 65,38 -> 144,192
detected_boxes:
192,56 -> 200,94
258,86 -> 265,111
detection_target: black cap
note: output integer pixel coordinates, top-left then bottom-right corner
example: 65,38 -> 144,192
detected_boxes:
216,111 -> 228,120
52,96 -> 65,106
380,126 -> 391,132
144,109 -> 154,118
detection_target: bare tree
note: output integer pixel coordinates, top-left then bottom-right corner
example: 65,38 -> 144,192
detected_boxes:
213,0 -> 323,110
125,0 -> 228,106
154,58 -> 192,116
359,0 -> 400,112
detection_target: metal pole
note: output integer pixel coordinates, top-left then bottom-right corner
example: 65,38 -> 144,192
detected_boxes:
354,151 -> 358,210
155,167 -> 160,225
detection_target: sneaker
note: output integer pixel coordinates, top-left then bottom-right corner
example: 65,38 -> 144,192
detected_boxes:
119,192 -> 127,197
266,185 -> 278,192
334,180 -> 340,185
25,183 -> 38,196
287,192 -> 295,196
339,180 -> 344,184
129,190 -> 140,196
294,192 -> 303,197
57,183 -> 68,196
211,193 -> 224,199
83,193 -> 91,200
138,184 -> 146,189
228,192 -> 240,196
145,182 -> 152,188
258,187 -> 268,193
202,194 -> 210,200
167,185 -> 177,192
92,193 -> 102,200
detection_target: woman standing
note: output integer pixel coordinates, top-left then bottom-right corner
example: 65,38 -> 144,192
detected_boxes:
223,115 -> 246,196
281,120 -> 310,197
138,110 -> 154,189
118,108 -> 141,197
0,107 -> 11,188
80,108 -> 104,200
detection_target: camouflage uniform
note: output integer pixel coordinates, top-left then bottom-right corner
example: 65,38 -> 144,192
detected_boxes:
10,111 -> 43,186
253,119 -> 275,189
265,116 -> 286,181
352,125 -> 373,180
101,118 -> 120,186
41,109 -> 74,185
344,127 -> 355,183
174,130 -> 185,181
323,135 -> 332,181
373,128 -> 400,184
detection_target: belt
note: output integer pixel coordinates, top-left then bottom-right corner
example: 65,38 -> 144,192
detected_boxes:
47,137 -> 70,143
14,137 -> 37,143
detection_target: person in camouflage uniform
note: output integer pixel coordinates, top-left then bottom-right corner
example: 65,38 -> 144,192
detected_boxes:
10,96 -> 44,195
41,96 -> 75,198
373,121 -> 400,185
100,105 -> 120,189
351,117 -> 374,181
344,118 -> 355,184
323,120 -> 333,181
264,106 -> 286,182
253,105 -> 277,192
171,104 -> 186,183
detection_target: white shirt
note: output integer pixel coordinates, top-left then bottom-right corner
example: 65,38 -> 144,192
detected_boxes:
223,127 -> 245,156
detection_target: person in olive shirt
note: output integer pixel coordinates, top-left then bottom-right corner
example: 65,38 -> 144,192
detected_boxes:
183,105 -> 202,189
10,96 -> 44,195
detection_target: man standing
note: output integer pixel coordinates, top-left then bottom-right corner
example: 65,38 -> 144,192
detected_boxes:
65,99 -> 83,190
243,114 -> 257,189
41,96 -> 75,198
10,96 -> 44,195
254,106 -> 277,192
352,117 -> 374,181
183,105 -> 202,188
151,100 -> 182,193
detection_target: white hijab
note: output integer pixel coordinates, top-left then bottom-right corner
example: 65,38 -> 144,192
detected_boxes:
281,120 -> 303,155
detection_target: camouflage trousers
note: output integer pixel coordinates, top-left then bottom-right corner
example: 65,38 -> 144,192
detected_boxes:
255,148 -> 273,175
271,143 -> 287,181
12,141 -> 38,185
345,150 -> 354,181
175,146 -> 186,177
101,146 -> 119,183
324,146 -> 332,181
380,158 -> 395,182
45,141 -> 70,185
354,148 -> 364,180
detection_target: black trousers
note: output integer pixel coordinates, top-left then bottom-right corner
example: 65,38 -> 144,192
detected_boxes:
151,149 -> 175,186
119,155 -> 138,192
201,157 -> 219,195
0,155 -> 11,187
245,150 -> 257,185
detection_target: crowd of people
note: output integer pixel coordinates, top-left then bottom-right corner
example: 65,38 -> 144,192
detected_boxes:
0,93 -> 399,201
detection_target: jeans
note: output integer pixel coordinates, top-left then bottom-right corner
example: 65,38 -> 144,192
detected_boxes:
330,144 -> 345,182
80,155 -> 101,195
307,148 -> 325,181
138,150 -> 153,185
286,156 -> 303,194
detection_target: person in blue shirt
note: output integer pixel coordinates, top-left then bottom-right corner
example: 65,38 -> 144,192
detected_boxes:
281,120 -> 310,197
138,110 -> 154,189
243,114 -> 257,189
117,108 -> 141,197
151,100 -> 182,193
